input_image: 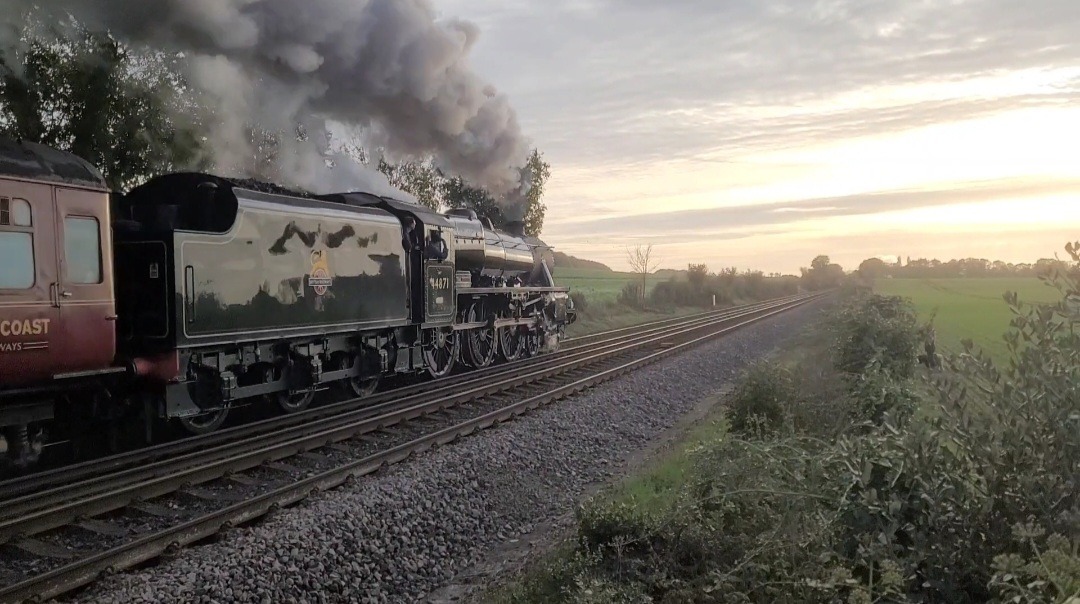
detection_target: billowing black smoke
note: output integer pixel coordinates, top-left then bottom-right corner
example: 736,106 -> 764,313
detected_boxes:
2,0 -> 531,207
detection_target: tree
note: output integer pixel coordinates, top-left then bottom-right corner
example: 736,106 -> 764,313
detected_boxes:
377,156 -> 444,210
801,254 -> 845,290
438,147 -> 550,236
0,18 -> 208,190
811,255 -> 831,271
441,175 -> 507,228
687,263 -> 709,289
627,244 -> 660,306
858,257 -> 890,280
521,148 -> 550,236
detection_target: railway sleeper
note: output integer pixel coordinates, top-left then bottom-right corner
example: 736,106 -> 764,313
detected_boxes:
12,537 -> 76,560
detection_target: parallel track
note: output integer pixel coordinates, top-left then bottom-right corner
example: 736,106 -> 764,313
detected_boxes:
0,292 -> 826,603
0,296 -> 804,497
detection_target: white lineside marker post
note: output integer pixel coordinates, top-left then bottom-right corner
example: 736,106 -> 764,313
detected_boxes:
712,294 -> 716,307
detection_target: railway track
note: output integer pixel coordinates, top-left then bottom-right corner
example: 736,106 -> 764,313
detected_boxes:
0,296 -> 801,496
0,292 -> 825,603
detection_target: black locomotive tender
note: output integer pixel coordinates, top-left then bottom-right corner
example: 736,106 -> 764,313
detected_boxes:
0,137 -> 575,465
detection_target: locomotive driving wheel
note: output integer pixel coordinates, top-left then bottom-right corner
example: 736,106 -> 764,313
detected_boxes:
424,327 -> 459,379
523,328 -> 542,357
498,325 -> 524,362
465,304 -> 497,368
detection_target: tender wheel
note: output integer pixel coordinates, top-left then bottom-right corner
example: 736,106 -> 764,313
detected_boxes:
265,365 -> 314,414
348,375 -> 380,398
277,388 -> 315,413
178,368 -> 232,435
424,327 -> 459,378
177,409 -> 229,435
465,304 -> 497,368
332,353 -> 380,399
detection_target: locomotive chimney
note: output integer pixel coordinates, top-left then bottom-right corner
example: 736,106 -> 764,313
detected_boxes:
504,220 -> 525,237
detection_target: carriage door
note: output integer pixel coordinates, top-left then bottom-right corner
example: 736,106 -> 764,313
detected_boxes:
52,187 -> 117,375
0,182 -> 61,384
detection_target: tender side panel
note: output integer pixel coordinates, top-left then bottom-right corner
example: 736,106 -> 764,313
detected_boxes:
0,180 -> 60,385
176,200 -> 409,342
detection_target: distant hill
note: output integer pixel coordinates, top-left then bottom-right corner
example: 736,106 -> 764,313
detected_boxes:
553,251 -> 613,272
655,268 -> 686,279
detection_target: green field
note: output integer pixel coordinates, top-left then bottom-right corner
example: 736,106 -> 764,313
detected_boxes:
553,267 -> 691,337
874,278 -> 1061,360
553,266 -> 659,305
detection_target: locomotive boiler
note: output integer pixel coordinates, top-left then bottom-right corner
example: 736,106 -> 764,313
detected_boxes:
0,136 -> 575,468
443,209 -> 554,287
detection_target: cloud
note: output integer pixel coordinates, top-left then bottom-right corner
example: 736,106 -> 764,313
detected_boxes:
431,0 -> 1080,273
444,0 -> 1080,167
546,177 -> 1080,238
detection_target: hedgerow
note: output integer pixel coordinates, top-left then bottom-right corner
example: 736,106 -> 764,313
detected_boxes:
498,242 -> 1080,604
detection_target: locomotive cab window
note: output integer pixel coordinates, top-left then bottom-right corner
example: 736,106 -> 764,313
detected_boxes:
0,197 -> 34,289
64,216 -> 102,284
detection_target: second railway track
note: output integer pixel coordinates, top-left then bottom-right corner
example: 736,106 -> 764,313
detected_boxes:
0,292 -> 825,603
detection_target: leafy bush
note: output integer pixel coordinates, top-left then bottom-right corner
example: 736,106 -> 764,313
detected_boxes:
618,282 -> 644,308
650,279 -> 704,308
725,361 -> 795,437
830,293 -> 922,380
569,290 -> 589,313
647,270 -> 800,310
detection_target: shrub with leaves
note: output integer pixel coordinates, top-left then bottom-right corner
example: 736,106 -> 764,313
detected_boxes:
618,282 -> 644,309
989,523 -> 1080,604
830,293 -> 921,380
725,361 -> 795,437
569,290 -> 589,314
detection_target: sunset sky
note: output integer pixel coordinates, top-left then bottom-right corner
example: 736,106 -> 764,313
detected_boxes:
438,0 -> 1080,274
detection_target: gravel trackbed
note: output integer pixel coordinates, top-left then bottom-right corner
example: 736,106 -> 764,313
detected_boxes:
60,299 -> 829,604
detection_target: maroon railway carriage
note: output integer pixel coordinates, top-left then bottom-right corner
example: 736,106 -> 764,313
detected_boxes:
0,138 -> 118,461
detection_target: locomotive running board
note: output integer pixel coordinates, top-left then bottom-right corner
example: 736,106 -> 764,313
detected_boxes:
456,286 -> 569,294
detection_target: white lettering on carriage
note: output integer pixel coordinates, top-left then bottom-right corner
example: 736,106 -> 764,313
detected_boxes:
0,319 -> 51,337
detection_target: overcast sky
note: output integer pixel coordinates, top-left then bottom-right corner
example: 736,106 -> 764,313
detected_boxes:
432,0 -> 1080,273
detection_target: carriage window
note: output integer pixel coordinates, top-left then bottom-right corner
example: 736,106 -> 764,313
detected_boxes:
1,198 -> 31,226
0,232 -> 34,289
64,216 -> 102,284
11,199 -> 31,226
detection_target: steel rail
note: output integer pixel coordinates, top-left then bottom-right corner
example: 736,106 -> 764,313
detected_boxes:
0,292 -> 825,604
0,294 -> 805,500
0,294 -> 816,539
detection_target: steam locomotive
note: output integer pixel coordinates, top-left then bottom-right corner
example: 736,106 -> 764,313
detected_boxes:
0,136 -> 575,467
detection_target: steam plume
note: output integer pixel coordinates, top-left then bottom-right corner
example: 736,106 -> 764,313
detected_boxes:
2,0 -> 531,204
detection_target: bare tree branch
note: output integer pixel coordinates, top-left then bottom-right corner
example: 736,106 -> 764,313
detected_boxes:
626,244 -> 660,306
